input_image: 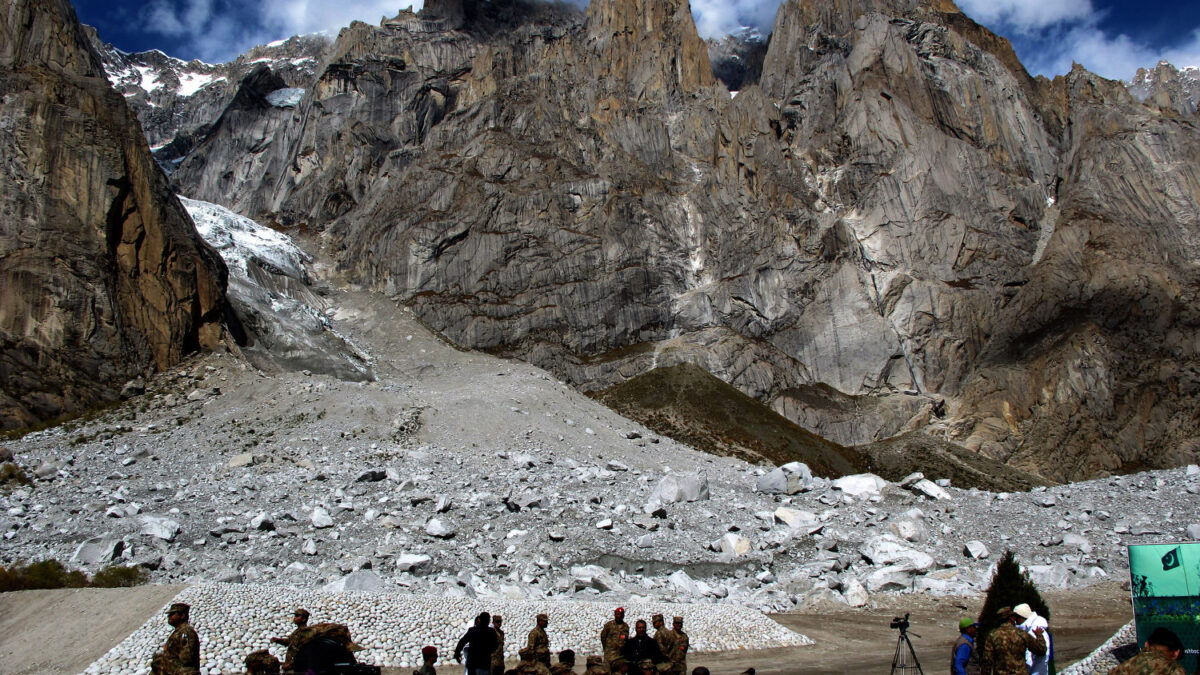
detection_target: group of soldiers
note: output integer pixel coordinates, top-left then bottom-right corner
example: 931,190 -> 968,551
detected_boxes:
148,603 -> 690,675
450,607 -> 691,675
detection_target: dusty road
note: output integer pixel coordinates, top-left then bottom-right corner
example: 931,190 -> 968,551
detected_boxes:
0,583 -> 1130,675
0,585 -> 183,675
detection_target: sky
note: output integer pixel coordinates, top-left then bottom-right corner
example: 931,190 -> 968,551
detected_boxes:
72,0 -> 1200,80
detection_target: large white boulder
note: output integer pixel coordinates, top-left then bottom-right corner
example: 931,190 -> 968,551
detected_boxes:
910,479 -> 952,501
71,537 -> 124,565
842,578 -> 869,607
865,565 -> 918,592
757,462 -> 813,495
832,473 -> 887,497
668,569 -> 701,595
322,569 -> 386,592
711,532 -> 752,556
859,535 -> 934,571
310,507 -> 334,529
774,507 -> 819,529
425,518 -> 457,538
139,515 -> 181,541
652,473 -> 710,503
395,554 -> 432,572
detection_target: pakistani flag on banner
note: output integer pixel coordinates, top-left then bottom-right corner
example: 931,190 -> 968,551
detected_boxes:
1162,547 -> 1182,571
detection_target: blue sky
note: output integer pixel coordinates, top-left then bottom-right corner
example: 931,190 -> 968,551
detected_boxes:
73,0 -> 1200,80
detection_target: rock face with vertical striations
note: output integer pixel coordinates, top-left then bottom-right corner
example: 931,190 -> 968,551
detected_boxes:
162,0 -> 1200,481
0,0 -> 229,429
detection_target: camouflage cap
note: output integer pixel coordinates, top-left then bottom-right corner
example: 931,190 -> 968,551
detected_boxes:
537,613 -> 549,621
638,660 -> 654,669
651,614 -> 664,623
165,602 -> 190,615
586,655 -> 604,667
671,616 -> 683,625
294,608 -> 310,618
996,606 -> 1014,618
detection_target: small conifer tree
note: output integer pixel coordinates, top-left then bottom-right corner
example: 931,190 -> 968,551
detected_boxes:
977,550 -> 1052,639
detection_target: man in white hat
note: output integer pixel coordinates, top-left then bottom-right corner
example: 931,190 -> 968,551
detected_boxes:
1013,603 -> 1051,675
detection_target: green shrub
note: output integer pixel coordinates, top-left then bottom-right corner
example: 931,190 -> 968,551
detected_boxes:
90,564 -> 149,588
0,559 -> 148,591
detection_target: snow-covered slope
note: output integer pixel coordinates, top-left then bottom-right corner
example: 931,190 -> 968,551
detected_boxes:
83,25 -> 328,161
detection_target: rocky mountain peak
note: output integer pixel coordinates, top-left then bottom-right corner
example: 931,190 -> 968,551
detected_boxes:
1127,60 -> 1200,117
585,0 -> 714,99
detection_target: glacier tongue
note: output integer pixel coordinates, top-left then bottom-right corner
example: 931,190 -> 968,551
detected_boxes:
183,197 -> 374,382
182,196 -> 309,281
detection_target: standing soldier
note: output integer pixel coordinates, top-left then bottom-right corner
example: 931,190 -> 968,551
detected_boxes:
491,615 -> 506,675
271,607 -> 311,669
651,615 -> 677,672
982,607 -> 1045,675
150,602 -> 201,675
528,613 -> 552,667
600,608 -> 629,666
670,617 -> 688,675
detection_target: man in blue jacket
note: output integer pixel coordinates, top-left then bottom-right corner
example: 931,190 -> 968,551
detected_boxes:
952,618 -> 981,675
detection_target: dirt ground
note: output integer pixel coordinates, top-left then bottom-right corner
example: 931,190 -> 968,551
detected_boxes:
0,583 -> 1130,675
0,585 -> 184,675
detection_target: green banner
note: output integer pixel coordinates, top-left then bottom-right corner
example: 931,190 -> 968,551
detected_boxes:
1128,542 -> 1200,673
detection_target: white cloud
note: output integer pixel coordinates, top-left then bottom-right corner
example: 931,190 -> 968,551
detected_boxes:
143,0 -> 215,37
956,0 -> 1094,32
257,0 -> 421,39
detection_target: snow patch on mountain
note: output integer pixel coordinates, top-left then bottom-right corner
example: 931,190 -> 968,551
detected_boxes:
266,88 -> 306,108
1126,61 -> 1200,116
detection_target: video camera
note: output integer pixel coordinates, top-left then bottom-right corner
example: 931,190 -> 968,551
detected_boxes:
890,613 -> 911,632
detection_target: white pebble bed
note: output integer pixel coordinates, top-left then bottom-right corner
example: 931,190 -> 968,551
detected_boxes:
1060,621 -> 1135,675
82,584 -> 812,674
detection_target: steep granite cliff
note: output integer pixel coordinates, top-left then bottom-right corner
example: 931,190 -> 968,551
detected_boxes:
0,0 -> 229,429
164,0 -> 1200,480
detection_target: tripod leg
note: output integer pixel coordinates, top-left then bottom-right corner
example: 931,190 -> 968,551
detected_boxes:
903,635 -> 924,675
891,635 -> 905,674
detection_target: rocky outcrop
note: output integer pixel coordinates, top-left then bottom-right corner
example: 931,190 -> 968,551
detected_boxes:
164,0 -> 1200,479
0,0 -> 228,429
1126,61 -> 1200,117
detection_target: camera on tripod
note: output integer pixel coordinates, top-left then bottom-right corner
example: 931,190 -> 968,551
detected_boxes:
888,613 -> 922,674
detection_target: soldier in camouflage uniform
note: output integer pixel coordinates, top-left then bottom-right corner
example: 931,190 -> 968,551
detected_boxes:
527,613 -> 552,667
669,617 -> 688,675
151,602 -> 201,675
491,615 -> 506,675
651,615 -> 677,673
271,608 -> 310,669
550,649 -> 577,675
244,649 -> 281,675
584,655 -> 609,675
517,647 -> 552,675
982,607 -> 1045,675
1109,627 -> 1185,675
600,608 -> 629,666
